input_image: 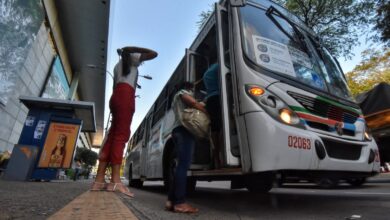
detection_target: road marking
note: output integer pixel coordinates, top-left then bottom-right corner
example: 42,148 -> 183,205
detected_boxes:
273,188 -> 390,196
343,192 -> 390,196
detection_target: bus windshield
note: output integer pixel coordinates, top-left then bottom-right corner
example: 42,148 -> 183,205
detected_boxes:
240,2 -> 353,101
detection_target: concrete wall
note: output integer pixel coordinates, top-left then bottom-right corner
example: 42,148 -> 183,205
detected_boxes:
0,23 -> 55,153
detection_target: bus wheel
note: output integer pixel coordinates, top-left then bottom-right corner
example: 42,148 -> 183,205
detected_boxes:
163,150 -> 177,191
316,178 -> 338,189
128,165 -> 143,188
186,178 -> 197,194
245,172 -> 274,193
276,174 -> 285,187
346,177 -> 366,187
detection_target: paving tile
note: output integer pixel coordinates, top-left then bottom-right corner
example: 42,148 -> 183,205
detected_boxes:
48,191 -> 138,220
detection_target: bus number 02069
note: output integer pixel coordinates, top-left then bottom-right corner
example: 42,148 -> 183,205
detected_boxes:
288,136 -> 311,150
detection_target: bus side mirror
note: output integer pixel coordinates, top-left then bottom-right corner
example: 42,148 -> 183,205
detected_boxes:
229,0 -> 246,7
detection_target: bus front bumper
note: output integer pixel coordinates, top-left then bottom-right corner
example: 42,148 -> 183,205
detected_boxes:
243,112 -> 381,174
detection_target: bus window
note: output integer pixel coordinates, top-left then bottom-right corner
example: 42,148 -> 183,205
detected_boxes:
167,59 -> 186,109
192,27 -> 219,100
221,10 -> 230,67
152,88 -> 168,126
192,54 -> 209,100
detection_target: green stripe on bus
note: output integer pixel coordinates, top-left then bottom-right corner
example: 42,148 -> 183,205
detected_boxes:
290,106 -> 309,113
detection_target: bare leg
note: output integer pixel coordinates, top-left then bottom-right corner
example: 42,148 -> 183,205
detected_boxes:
111,164 -> 121,183
95,161 -> 108,182
107,163 -> 134,197
91,161 -> 108,191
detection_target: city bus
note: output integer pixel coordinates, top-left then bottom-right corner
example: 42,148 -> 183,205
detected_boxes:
124,0 -> 380,192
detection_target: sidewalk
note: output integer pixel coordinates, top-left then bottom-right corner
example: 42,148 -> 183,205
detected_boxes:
0,179 -> 138,220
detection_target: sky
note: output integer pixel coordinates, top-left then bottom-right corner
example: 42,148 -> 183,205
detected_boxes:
105,0 -> 364,137
106,0 -> 216,134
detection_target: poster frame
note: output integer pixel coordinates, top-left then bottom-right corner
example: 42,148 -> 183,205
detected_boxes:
37,117 -> 82,169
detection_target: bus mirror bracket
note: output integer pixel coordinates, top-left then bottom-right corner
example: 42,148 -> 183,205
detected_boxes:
229,0 -> 246,7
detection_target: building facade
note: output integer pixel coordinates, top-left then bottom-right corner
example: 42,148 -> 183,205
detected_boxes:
0,0 -> 110,153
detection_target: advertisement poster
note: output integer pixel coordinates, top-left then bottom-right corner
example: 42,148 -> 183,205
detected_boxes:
38,122 -> 80,168
252,35 -> 296,77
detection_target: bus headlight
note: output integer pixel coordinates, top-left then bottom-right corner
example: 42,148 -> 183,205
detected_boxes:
279,108 -> 300,124
245,84 -> 304,128
364,125 -> 372,141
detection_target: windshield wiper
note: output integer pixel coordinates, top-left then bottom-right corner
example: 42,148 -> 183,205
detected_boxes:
309,37 -> 348,81
266,6 -> 310,56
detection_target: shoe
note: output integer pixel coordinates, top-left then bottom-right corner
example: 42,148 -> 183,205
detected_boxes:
165,201 -> 173,211
90,182 -> 107,191
173,203 -> 199,214
107,182 -> 134,198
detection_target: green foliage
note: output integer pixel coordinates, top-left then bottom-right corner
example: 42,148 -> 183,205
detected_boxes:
65,168 -> 75,178
374,0 -> 390,45
197,3 -> 216,31
346,48 -> 390,95
74,147 -> 98,167
276,0 -> 376,59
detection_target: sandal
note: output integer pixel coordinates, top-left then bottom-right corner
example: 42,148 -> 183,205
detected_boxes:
107,182 -> 134,198
90,182 -> 107,191
173,203 -> 199,214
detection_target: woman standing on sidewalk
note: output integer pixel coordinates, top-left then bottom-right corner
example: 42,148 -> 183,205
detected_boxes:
91,46 -> 157,197
165,82 -> 206,213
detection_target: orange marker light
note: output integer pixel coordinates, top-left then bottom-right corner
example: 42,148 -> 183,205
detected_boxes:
248,86 -> 265,97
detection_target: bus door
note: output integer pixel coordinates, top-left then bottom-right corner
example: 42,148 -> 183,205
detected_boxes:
215,3 -> 240,166
185,49 -> 214,167
140,114 -> 152,178
185,49 -> 209,99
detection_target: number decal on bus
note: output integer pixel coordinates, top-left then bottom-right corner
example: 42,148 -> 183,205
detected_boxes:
288,136 -> 311,150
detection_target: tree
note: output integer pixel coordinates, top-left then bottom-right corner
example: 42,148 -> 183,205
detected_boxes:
274,0 -> 376,59
74,147 -> 98,167
197,4 -> 215,31
374,0 -> 390,45
346,48 -> 390,95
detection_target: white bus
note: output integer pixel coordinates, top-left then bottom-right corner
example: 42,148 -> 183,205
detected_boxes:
124,0 -> 380,192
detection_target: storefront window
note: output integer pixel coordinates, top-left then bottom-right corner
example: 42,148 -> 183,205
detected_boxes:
41,57 -> 70,99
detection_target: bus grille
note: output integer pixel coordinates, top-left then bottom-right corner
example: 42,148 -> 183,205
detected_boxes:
306,121 -> 355,136
288,92 -> 359,124
321,138 -> 362,160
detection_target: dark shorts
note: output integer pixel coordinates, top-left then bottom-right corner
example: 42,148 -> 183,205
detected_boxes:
206,95 -> 222,132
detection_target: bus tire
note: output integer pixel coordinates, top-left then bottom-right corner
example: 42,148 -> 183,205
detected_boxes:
346,177 -> 366,187
128,164 -> 143,188
163,148 -> 177,191
316,178 -> 338,189
245,172 -> 274,193
276,174 -> 285,187
186,178 -> 197,194
163,147 -> 196,193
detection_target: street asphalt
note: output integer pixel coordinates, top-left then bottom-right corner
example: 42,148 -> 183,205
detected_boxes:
0,173 -> 389,220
